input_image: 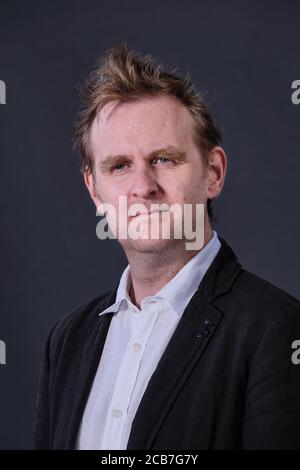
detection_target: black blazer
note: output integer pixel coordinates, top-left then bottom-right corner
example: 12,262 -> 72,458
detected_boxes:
34,237 -> 300,449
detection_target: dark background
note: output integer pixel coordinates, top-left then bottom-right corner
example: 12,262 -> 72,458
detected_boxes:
0,0 -> 299,449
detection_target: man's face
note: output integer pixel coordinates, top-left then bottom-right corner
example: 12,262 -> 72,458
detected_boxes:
85,94 -> 215,253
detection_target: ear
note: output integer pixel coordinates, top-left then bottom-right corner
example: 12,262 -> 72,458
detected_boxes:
206,146 -> 227,200
83,168 -> 102,209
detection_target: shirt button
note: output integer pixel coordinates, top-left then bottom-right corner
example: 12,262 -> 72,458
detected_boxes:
132,342 -> 141,352
112,409 -> 122,418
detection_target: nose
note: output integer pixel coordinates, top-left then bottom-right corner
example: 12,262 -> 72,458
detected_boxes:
130,167 -> 159,199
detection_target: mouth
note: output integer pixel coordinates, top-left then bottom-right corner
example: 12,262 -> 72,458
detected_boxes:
129,208 -> 169,219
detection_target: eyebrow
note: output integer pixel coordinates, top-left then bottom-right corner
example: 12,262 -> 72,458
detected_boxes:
98,146 -> 186,172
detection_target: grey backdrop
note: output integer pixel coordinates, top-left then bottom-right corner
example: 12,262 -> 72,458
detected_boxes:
0,0 -> 299,449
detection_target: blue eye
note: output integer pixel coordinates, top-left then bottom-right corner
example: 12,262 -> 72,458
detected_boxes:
154,157 -> 171,164
112,163 -> 127,171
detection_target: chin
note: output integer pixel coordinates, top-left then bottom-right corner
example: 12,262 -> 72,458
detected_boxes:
119,237 -> 178,254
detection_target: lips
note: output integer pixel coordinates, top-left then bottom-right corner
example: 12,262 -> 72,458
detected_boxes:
130,208 -> 169,218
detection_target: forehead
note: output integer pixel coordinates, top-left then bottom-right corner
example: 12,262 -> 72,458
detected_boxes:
89,95 -> 196,158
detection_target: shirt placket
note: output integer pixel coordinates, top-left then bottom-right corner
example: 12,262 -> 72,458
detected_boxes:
100,301 -> 160,450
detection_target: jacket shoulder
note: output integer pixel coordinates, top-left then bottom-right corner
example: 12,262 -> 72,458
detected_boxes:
236,268 -> 299,307
224,267 -> 300,331
47,288 -> 116,351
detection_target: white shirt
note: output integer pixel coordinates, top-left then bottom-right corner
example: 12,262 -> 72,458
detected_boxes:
76,230 -> 221,450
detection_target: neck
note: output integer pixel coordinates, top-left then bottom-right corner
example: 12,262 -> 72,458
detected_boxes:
126,223 -> 213,309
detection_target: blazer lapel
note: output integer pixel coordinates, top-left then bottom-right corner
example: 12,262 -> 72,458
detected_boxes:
65,286 -> 118,449
127,237 -> 243,449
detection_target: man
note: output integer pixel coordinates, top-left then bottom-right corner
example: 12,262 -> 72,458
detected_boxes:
34,43 -> 300,450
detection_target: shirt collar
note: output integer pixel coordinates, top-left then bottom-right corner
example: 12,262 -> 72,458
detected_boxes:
153,230 -> 221,314
99,230 -> 221,316
98,264 -> 134,316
